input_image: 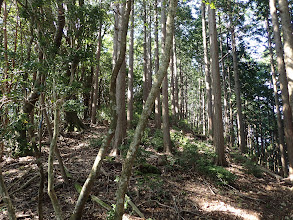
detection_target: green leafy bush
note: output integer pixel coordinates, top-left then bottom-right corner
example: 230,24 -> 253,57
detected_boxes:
244,161 -> 263,178
231,152 -> 263,178
196,158 -> 237,185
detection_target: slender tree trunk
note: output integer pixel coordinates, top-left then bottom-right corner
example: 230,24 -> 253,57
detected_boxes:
202,2 -> 213,141
161,0 -> 172,153
0,7 -> 16,210
202,79 -> 206,135
266,16 -> 288,177
112,3 -> 127,156
219,16 -> 228,142
278,0 -> 293,115
154,0 -> 161,128
143,0 -> 148,105
91,20 -> 103,124
127,1 -> 134,129
179,62 -> 185,119
70,2 -> 132,219
147,3 -> 152,97
48,99 -> 63,220
184,76 -> 188,118
227,38 -> 235,147
171,47 -> 176,116
270,0 -> 293,181
229,11 -> 246,153
208,4 -> 227,166
173,36 -> 179,120
114,1 -> 177,218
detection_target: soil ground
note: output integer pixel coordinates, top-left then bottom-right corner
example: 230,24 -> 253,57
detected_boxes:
1,124 -> 293,220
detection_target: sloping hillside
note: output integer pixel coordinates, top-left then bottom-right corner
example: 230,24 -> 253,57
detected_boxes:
1,124 -> 293,219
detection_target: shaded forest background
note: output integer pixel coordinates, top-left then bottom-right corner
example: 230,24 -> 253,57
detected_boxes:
1,0 -> 293,219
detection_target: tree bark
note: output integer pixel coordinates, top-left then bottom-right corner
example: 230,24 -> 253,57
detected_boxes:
114,1 -> 177,218
202,2 -> 213,141
270,0 -> 293,181
229,9 -> 246,153
112,2 -> 127,156
278,0 -> 293,116
173,36 -> 179,121
219,15 -> 229,142
48,99 -> 63,220
127,1 -> 134,129
154,0 -> 161,128
143,0 -> 148,105
147,2 -> 152,98
161,0 -> 172,154
91,19 -> 103,124
266,16 -> 288,177
208,4 -> 227,166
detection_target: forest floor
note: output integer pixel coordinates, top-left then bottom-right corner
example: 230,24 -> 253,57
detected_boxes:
1,123 -> 293,220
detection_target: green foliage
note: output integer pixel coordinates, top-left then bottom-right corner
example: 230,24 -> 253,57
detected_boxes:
97,105 -> 112,122
196,158 -> 236,185
136,163 -> 161,175
135,173 -> 166,201
170,129 -> 236,185
106,204 -> 116,220
89,137 -> 104,148
244,160 -> 263,178
142,129 -> 164,152
63,100 -> 85,113
120,129 -> 153,165
231,152 -> 263,178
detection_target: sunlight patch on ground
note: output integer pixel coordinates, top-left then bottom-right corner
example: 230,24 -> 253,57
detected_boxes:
72,142 -> 87,150
198,200 -> 260,220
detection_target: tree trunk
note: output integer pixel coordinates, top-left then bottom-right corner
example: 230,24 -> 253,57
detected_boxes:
91,20 -> 103,124
161,0 -> 172,154
179,61 -> 184,119
202,2 -> 213,141
112,3 -> 127,156
266,16 -> 288,177
127,1 -> 134,129
208,4 -> 227,166
173,36 -> 179,121
229,9 -> 246,153
48,100 -> 63,220
219,16 -> 229,142
270,0 -> 293,181
143,0 -> 148,105
70,1 -> 132,219
278,0 -> 293,116
147,2 -> 152,98
114,1 -> 177,218
171,47 -> 175,116
154,0 -> 161,128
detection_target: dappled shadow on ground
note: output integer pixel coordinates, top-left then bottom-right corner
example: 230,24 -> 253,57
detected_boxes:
1,124 -> 293,219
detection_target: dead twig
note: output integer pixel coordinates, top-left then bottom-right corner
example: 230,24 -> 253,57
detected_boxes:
11,174 -> 39,195
7,168 -> 34,191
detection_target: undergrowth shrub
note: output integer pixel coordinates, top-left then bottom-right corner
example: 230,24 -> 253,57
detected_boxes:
244,161 -> 263,178
120,129 -> 153,165
231,152 -> 263,178
89,137 -> 104,148
196,158 -> 236,185
170,129 -> 236,185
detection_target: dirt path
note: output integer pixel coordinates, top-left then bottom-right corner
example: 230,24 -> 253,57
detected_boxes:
1,125 -> 293,219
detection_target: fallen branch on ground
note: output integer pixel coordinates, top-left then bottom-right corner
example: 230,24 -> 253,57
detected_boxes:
11,174 -> 39,195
